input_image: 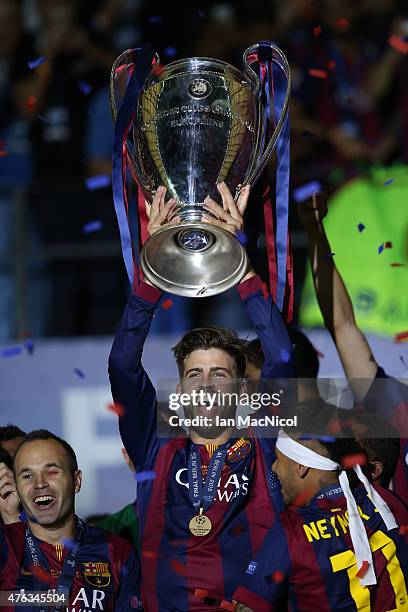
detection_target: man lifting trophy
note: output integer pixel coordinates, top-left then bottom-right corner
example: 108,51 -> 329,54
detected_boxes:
110,42 -> 291,311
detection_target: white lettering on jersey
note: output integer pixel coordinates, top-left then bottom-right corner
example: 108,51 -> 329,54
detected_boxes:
175,468 -> 250,501
72,589 -> 90,608
92,590 -> 106,610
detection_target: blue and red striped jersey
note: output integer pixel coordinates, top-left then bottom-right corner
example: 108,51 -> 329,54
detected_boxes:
109,276 -> 294,611
234,484 -> 408,612
0,520 -> 141,611
363,367 -> 408,506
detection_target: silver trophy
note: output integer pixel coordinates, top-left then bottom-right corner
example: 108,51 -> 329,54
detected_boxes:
110,43 -> 290,297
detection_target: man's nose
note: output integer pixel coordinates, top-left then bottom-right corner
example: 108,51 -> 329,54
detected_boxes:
33,473 -> 48,488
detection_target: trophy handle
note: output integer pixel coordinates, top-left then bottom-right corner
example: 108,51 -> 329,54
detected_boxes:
241,43 -> 291,190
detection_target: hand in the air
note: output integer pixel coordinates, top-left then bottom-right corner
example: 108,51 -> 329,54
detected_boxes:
202,182 -> 250,236
0,462 -> 20,524
145,186 -> 180,236
297,192 -> 328,229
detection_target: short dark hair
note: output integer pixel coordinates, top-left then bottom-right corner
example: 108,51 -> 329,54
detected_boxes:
245,338 -> 264,370
172,326 -> 248,378
0,447 -> 13,470
13,430 -> 78,476
0,425 -> 27,442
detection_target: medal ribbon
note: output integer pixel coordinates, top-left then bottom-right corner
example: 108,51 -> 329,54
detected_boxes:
25,517 -> 85,611
188,443 -> 229,513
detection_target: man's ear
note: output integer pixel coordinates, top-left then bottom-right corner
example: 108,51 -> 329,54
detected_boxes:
239,380 -> 247,397
176,381 -> 181,394
369,461 -> 383,484
297,464 -> 310,479
74,470 -> 82,494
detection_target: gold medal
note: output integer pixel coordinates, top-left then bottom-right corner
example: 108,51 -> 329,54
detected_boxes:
189,508 -> 212,537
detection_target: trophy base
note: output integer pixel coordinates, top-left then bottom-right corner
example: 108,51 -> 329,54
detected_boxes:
140,223 -> 248,297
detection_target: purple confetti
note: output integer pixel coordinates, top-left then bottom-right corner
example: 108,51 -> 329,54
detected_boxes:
78,81 -> 92,95
357,223 -> 365,233
74,368 -> 85,379
134,471 -> 156,482
1,346 -> 22,358
85,175 -> 111,191
383,178 -> 394,187
62,538 -> 76,550
164,46 -> 177,58
378,243 -> 384,254
148,15 -> 162,23
28,56 -> 47,69
280,349 -> 291,363
82,220 -> 103,234
236,230 -> 247,245
24,339 -> 35,355
293,181 -> 322,203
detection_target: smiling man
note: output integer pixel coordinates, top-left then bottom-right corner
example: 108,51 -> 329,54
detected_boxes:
0,430 -> 141,611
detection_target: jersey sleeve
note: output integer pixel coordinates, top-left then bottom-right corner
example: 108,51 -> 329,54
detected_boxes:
237,276 -> 295,379
233,520 -> 291,612
0,526 -> 8,573
115,546 -> 143,611
108,282 -> 162,469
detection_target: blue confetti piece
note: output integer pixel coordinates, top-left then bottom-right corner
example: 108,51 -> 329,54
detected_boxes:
280,349 -> 291,363
317,436 -> 336,443
148,15 -> 162,23
383,178 -> 394,187
74,368 -> 85,378
293,181 -> 322,203
164,46 -> 177,58
134,471 -> 156,482
378,243 -> 384,254
28,56 -> 47,69
62,538 -> 76,550
1,346 -> 22,358
236,230 -> 247,245
78,81 -> 92,95
24,339 -> 35,355
82,220 -> 103,234
85,175 -> 111,190
357,223 -> 365,233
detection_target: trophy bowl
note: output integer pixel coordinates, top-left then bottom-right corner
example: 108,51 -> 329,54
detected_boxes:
110,44 -> 290,297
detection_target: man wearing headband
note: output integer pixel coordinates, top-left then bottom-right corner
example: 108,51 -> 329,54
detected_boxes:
234,406 -> 408,611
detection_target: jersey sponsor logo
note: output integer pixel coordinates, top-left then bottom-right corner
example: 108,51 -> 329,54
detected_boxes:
175,468 -> 250,502
227,439 -> 251,462
246,561 -> 258,575
82,562 -> 111,588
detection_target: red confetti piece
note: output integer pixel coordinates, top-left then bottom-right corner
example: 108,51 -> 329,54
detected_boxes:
194,589 -> 209,600
27,95 -> 37,110
328,419 -> 343,435
162,298 -> 173,310
341,453 -> 367,469
308,68 -> 328,79
271,570 -> 285,583
315,349 -> 325,358
107,402 -> 125,417
336,18 -> 350,30
313,25 -> 322,39
0,149 -> 8,157
399,525 -> 408,535
31,564 -> 51,583
395,331 -> 408,343
290,489 -> 314,508
385,241 -> 393,249
170,559 -> 188,576
142,550 -> 159,559
388,35 -> 408,55
391,263 -> 406,267
115,64 -> 127,75
328,60 -> 336,70
221,601 -> 236,611
355,560 -> 369,579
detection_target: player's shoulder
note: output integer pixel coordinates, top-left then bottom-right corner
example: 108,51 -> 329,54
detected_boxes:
1,521 -> 26,541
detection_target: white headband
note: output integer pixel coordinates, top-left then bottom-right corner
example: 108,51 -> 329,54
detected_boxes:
276,429 -> 398,586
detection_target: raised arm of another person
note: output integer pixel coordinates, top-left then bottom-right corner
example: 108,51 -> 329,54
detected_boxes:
108,187 -> 179,469
297,194 -> 377,401
203,182 -> 295,380
0,462 -> 20,525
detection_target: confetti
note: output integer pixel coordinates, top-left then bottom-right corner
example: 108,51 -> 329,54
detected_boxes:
317,436 -> 336,443
395,331 -> 408,343
341,453 -> 367,469
74,368 -> 85,378
85,175 -> 111,190
308,68 -> 328,79
391,263 -> 406,267
27,95 -> 37,110
82,220 -> 103,234
236,230 -> 247,245
336,18 -> 350,30
134,470 -> 156,482
31,564 -> 51,583
383,178 -> 394,186
194,589 -> 209,600
290,489 -> 314,508
357,223 -> 365,233
62,538 -> 76,550
107,402 -> 125,417
280,349 -> 291,363
315,348 -> 325,358
355,560 -> 369,579
378,243 -> 384,254
148,15 -> 163,23
385,241 -> 393,249
24,339 -> 35,355
293,181 -> 322,203
313,25 -> 322,39
267,570 -> 285,583
170,559 -> 188,575
161,298 -> 173,310
142,550 -> 159,559
388,35 -> 408,55
28,56 -> 47,69
220,601 -> 235,611
301,130 -> 314,139
399,525 -> 408,535
164,46 -> 177,58
78,81 -> 92,95
0,150 -> 8,157
1,346 -> 22,358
